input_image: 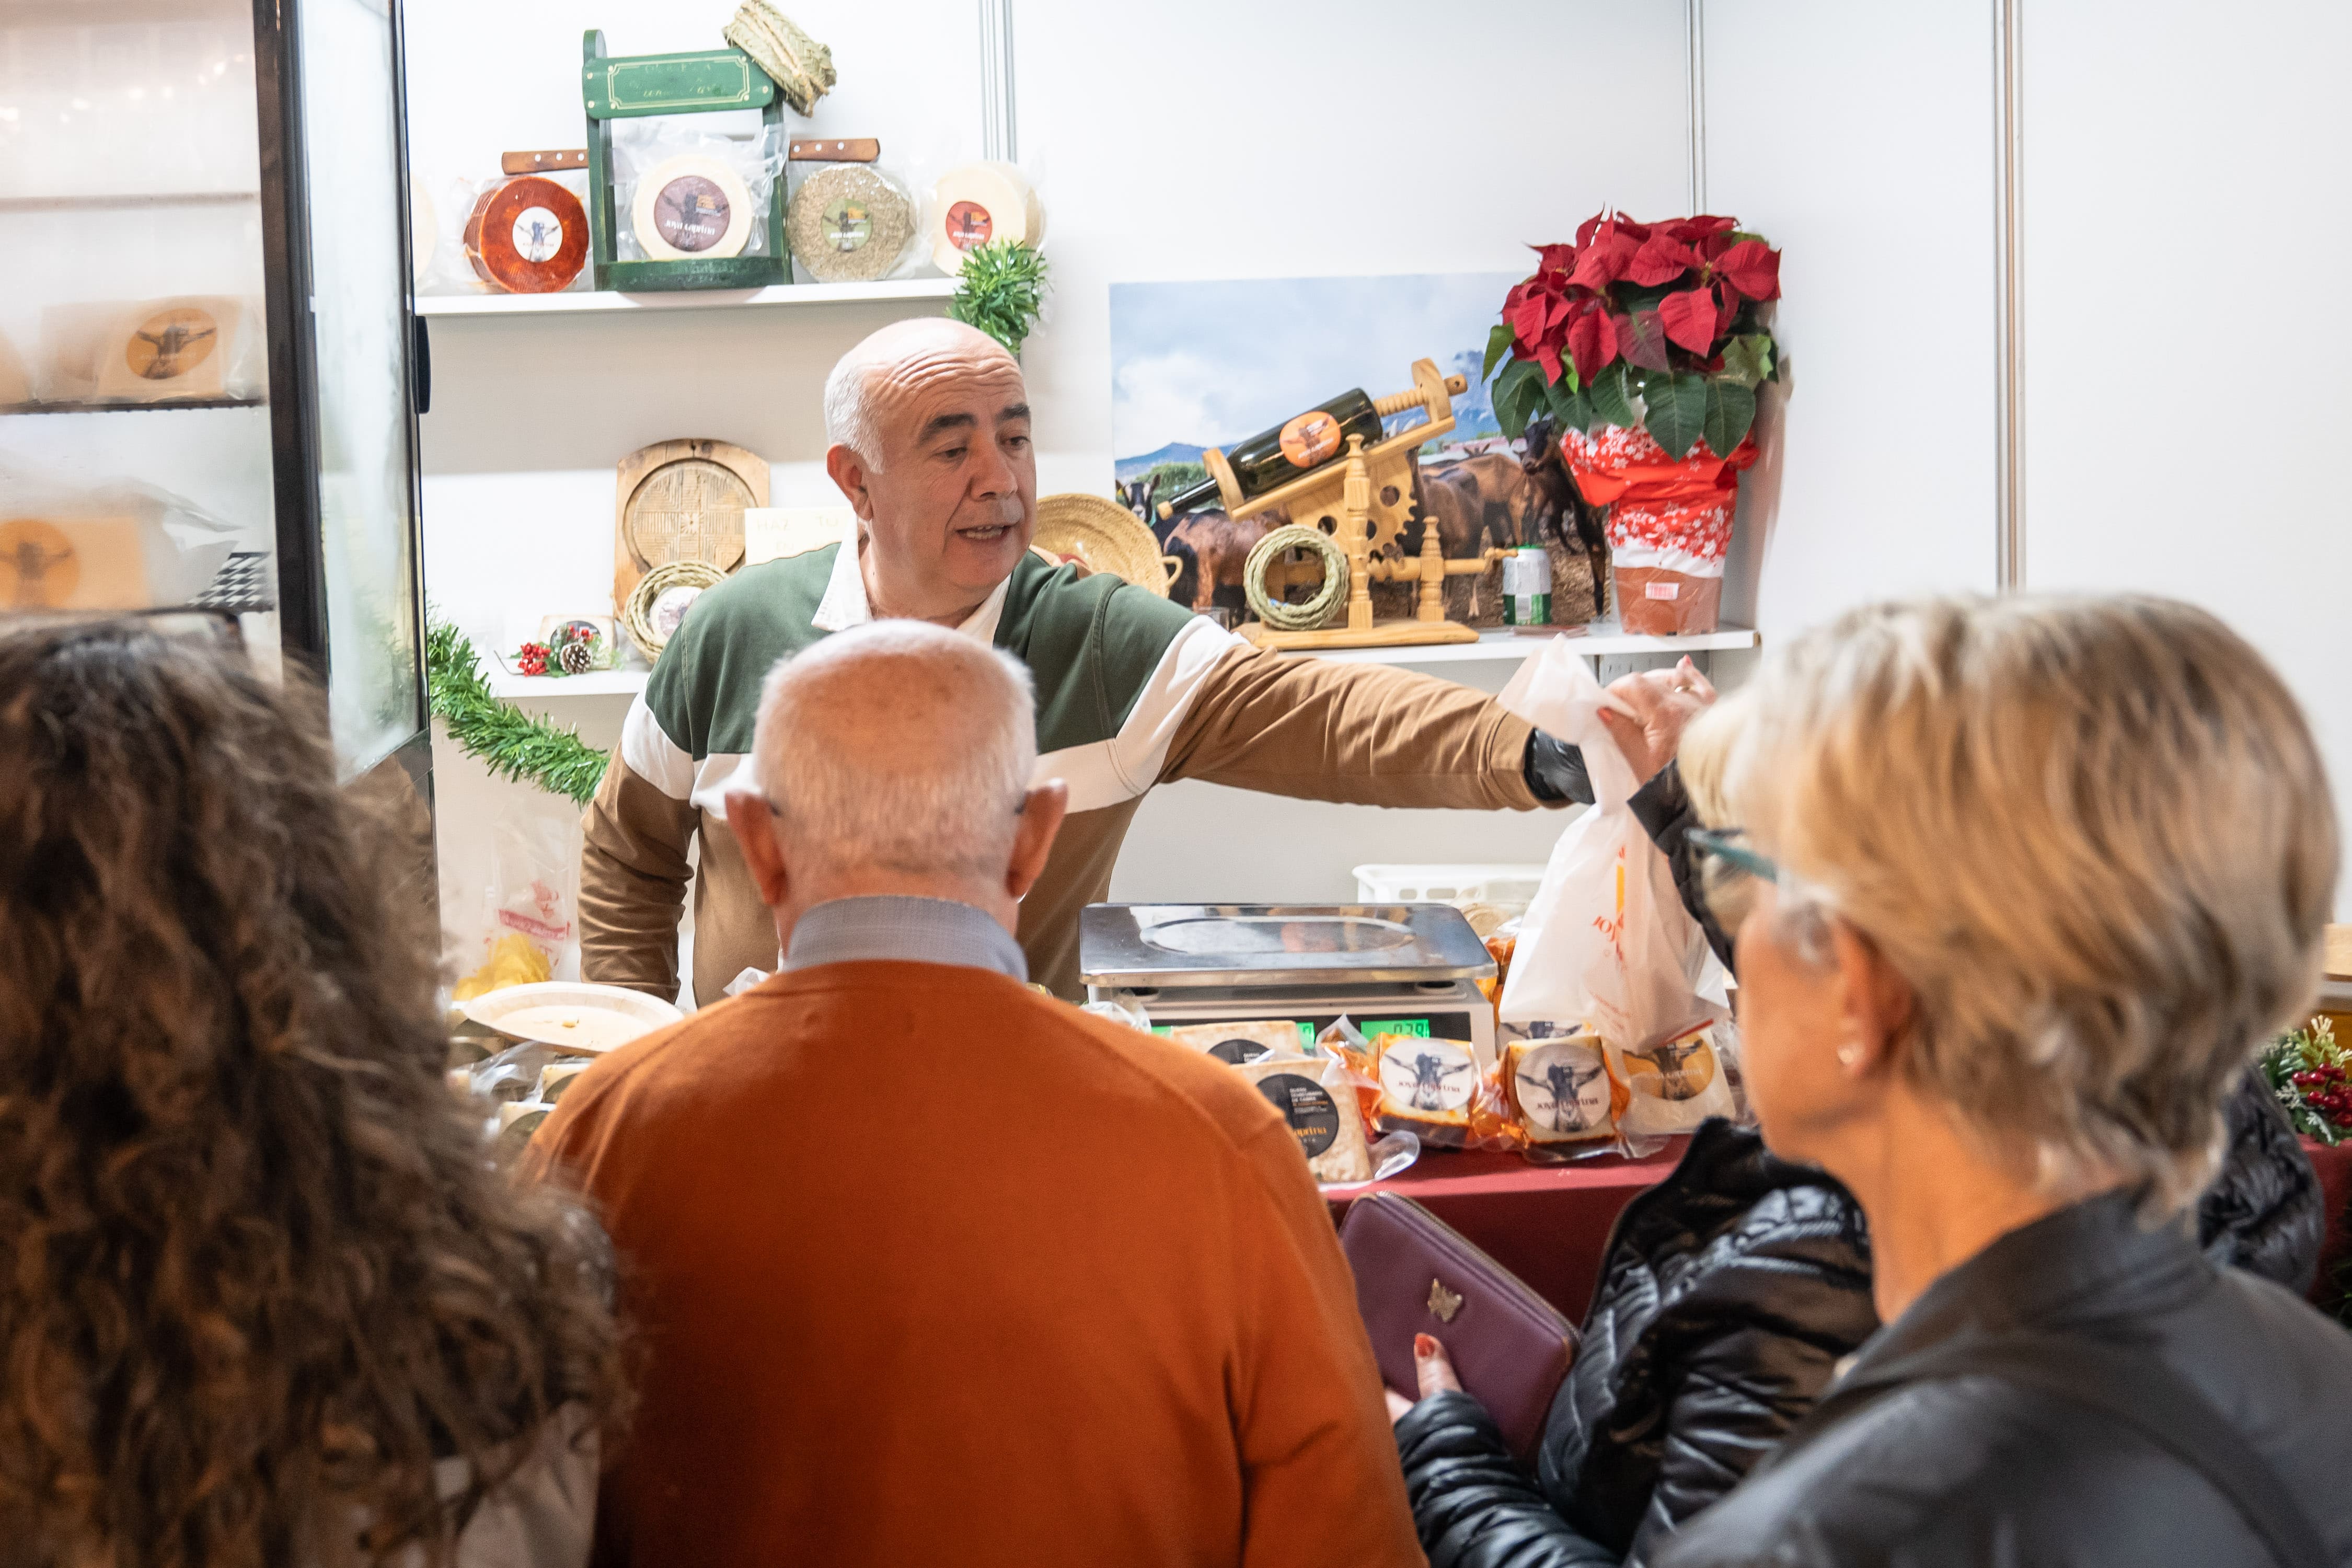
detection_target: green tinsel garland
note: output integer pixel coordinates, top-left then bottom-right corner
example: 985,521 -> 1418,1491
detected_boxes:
425,619 -> 609,805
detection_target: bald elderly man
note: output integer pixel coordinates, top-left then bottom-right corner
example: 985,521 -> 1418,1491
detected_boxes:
536,621 -> 1422,1565
583,317 -> 1592,1000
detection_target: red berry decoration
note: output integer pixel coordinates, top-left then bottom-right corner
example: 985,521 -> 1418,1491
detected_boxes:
516,640 -> 550,677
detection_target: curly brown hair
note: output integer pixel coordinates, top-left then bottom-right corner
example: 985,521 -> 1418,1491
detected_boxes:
0,620 -> 628,1566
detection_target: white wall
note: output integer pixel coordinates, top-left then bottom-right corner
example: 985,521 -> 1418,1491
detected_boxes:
408,0 -> 1694,959
1701,1 -> 2001,635
2016,1 -> 2352,912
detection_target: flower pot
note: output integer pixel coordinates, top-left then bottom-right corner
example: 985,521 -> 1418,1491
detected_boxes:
1564,424 -> 1758,637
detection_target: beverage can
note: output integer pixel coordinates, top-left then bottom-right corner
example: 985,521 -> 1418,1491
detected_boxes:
1505,546 -> 1551,626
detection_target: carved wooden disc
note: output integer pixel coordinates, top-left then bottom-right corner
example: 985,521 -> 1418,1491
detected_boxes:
622,457 -> 753,573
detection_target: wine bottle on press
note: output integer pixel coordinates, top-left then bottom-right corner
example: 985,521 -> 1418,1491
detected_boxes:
1156,388 -> 1387,521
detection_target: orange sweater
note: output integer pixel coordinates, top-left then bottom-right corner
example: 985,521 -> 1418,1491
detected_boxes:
530,961 -> 1424,1568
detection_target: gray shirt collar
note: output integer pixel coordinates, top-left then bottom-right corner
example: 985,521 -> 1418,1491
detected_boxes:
783,894 -> 1029,982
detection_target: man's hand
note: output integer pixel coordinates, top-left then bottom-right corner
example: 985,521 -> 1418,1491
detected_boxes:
1599,656 -> 1717,784
1387,1332 -> 1466,1424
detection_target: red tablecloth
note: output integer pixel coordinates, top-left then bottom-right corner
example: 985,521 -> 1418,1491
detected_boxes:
1331,1136 -> 2352,1324
1327,1140 -> 1689,1320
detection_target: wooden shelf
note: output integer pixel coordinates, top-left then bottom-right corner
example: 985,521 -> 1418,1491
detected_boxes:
416,277 -> 958,319
480,624 -> 1758,702
1300,624 -> 1758,665
1,396 -> 266,417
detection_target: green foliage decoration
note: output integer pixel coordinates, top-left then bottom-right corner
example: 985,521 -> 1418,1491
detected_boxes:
949,239 -> 1051,356
426,618 -> 609,806
2258,1014 -> 2352,1146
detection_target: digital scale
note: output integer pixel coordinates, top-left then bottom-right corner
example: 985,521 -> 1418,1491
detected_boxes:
1079,903 -> 1500,1067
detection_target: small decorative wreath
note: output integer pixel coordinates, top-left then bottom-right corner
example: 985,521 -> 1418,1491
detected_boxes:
624,559 -> 729,662
1244,523 -> 1350,631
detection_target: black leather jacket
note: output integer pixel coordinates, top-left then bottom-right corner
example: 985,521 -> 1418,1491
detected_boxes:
1392,761 -> 2326,1568
1656,1191 -> 2352,1568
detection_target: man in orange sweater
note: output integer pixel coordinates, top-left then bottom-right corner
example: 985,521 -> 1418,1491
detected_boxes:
531,620 -> 1423,1567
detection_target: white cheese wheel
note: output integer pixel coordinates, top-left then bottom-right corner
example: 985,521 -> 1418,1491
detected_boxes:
631,154 -> 756,262
929,160 -> 1039,273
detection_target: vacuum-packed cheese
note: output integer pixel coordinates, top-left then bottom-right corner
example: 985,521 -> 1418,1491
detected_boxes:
1237,1058 -> 1373,1184
1505,1033 -> 1617,1144
1166,1019 -> 1310,1064
1372,1033 -> 1478,1140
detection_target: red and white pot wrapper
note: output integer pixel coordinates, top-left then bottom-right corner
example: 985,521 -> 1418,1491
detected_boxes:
1564,425 -> 1759,636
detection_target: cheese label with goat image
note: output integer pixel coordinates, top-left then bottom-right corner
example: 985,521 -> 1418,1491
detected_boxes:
1506,1034 -> 1617,1144
1374,1033 -> 1476,1130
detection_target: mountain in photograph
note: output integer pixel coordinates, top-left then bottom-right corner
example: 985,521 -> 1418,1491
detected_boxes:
1115,441 -> 1205,481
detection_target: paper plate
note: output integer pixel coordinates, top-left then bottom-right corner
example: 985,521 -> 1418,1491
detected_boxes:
1032,493 -> 1179,596
459,981 -> 684,1054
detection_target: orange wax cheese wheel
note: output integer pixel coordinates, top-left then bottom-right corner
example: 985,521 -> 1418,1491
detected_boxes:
465,176 -> 589,293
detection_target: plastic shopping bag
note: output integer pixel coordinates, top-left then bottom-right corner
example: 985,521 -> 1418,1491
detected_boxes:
1494,643 -> 1728,1110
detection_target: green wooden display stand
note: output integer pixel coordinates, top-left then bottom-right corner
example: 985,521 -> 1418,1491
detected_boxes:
582,29 -> 789,292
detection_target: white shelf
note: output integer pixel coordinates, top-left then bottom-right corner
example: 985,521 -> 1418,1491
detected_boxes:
485,668 -> 650,700
416,277 -> 959,319
1298,624 -> 1757,665
478,624 -> 1755,703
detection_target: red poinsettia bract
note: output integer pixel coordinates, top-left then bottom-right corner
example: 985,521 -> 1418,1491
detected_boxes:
1503,211 -> 1780,386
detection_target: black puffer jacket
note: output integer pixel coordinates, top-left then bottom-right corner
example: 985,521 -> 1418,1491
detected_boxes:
1392,762 -> 2327,1568
1655,1191 -> 2352,1568
1394,1119 -> 1876,1568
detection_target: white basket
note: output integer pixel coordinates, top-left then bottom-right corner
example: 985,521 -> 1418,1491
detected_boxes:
1352,862 -> 1549,914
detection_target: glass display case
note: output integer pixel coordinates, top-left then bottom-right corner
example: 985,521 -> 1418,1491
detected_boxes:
0,0 -> 430,797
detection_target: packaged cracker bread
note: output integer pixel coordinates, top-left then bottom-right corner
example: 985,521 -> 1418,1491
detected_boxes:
1372,1033 -> 1479,1145
1505,1032 -> 1621,1144
1237,1058 -> 1373,1183
1166,1020 -> 1310,1065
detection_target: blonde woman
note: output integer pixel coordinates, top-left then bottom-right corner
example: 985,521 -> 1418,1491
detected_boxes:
1651,596 -> 2352,1568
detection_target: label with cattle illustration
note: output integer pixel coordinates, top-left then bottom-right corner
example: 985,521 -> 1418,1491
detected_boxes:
1277,409 -> 1344,469
510,206 -> 565,263
654,176 -> 731,252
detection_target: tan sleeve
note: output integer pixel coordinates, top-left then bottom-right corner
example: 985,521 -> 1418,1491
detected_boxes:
1159,642 -> 1544,811
1230,1119 -> 1426,1568
578,751 -> 697,999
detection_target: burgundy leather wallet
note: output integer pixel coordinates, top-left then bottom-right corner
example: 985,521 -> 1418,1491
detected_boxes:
1338,1191 -> 1578,1464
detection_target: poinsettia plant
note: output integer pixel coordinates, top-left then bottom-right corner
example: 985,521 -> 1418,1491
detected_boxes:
1483,210 -> 1783,462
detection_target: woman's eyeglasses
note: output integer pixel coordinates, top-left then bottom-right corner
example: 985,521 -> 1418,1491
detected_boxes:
1686,826 -> 1782,884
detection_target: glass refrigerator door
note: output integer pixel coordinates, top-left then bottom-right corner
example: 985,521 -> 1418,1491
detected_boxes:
0,0 -> 282,642
274,0 -> 426,778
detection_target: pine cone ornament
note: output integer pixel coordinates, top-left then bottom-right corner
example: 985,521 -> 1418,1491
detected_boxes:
516,641 -> 550,677
559,639 -> 595,676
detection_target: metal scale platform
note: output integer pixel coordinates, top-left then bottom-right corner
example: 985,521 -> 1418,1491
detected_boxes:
1079,903 -> 1500,1067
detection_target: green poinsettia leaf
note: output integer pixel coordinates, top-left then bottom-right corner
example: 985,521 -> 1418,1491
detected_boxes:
1492,356 -> 1546,440
1644,372 -> 1710,460
1720,333 -> 1775,389
1482,322 -> 1517,384
1589,363 -> 1640,431
1544,375 -> 1596,435
1702,377 -> 1757,457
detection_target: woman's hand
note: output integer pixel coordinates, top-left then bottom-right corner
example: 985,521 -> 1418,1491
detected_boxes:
1387,1332 -> 1466,1423
1600,656 -> 1719,783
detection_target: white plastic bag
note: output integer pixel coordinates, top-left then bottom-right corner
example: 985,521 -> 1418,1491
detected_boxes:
1495,644 -> 1726,1065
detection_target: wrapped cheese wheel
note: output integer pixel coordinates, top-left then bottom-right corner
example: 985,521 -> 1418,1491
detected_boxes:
1617,1021 -> 1737,1134
1505,1032 -> 1619,1144
1237,1058 -> 1373,1184
928,160 -> 1041,273
1166,1019 -> 1309,1065
537,1059 -> 594,1104
1372,1033 -> 1479,1145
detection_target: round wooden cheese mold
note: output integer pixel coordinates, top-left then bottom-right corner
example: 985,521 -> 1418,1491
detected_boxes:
928,160 -> 1040,273
464,176 -> 589,294
621,455 -> 754,575
631,155 -> 756,261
